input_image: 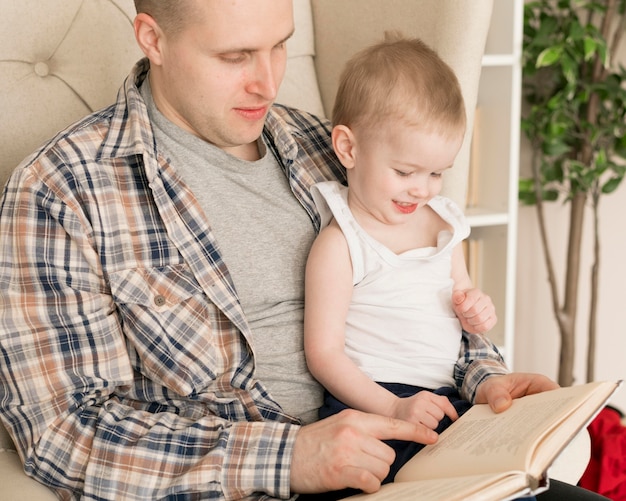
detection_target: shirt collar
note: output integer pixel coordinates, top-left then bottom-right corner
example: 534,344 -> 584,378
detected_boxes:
97,58 -> 158,164
264,107 -> 299,165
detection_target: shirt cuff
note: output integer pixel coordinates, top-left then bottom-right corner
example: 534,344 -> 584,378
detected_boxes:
221,420 -> 300,500
460,360 -> 510,403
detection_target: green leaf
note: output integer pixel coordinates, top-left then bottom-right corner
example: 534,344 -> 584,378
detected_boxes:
602,177 -> 623,194
568,22 -> 586,48
536,46 -> 563,67
519,177 -> 541,205
595,149 -> 608,169
543,138 -> 571,157
615,134 -> 626,158
519,178 -> 536,193
519,191 -> 537,205
557,0 -> 571,11
543,189 -> 560,202
561,54 -> 578,84
583,36 -> 597,61
597,42 -> 609,67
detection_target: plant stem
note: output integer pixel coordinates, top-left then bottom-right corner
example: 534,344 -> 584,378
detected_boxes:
587,188 -> 601,382
558,192 -> 586,387
530,147 -> 577,386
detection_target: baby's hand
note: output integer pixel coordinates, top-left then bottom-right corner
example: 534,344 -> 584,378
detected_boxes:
452,288 -> 497,334
391,391 -> 458,430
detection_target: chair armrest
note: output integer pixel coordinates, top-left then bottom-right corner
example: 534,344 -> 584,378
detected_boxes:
549,428 -> 591,486
0,450 -> 57,500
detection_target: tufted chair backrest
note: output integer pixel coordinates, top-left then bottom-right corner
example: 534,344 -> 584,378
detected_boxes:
0,0 -> 142,186
0,0 -> 326,192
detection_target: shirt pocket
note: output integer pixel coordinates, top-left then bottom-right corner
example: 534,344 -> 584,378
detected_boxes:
109,265 -> 218,397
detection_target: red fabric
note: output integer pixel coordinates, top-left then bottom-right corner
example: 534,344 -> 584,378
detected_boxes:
580,406 -> 626,500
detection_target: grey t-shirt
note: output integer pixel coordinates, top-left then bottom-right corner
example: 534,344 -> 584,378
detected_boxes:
142,80 -> 321,423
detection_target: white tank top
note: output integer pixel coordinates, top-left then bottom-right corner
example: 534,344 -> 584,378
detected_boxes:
312,181 -> 470,389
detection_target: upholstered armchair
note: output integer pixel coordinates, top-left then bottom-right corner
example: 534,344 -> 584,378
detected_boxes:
0,1 -> 588,498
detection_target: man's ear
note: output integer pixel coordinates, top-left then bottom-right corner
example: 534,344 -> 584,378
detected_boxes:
331,125 -> 357,170
134,13 -> 164,65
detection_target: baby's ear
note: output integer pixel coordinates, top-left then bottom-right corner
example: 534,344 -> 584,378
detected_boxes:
331,125 -> 357,170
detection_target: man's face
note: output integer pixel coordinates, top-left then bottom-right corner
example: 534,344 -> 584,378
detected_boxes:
149,0 -> 294,160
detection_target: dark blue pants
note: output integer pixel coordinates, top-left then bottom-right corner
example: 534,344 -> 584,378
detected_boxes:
319,383 -> 472,483
317,382 -> 536,500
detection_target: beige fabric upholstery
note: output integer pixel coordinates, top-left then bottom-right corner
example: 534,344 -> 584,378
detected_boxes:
0,1 -> 588,499
0,451 -> 59,500
0,0 -> 142,186
276,0 -> 326,117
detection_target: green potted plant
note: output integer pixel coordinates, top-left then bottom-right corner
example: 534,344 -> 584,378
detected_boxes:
519,0 -> 626,386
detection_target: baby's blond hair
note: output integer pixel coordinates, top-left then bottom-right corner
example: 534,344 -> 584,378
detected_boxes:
332,33 -> 466,139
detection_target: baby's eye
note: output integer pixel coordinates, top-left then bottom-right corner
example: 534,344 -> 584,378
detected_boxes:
394,169 -> 411,177
430,172 -> 443,178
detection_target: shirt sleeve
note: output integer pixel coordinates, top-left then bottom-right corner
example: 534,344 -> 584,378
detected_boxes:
454,330 -> 511,403
0,167 -> 298,500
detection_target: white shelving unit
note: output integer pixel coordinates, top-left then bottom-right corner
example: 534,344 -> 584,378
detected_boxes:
466,0 -> 523,367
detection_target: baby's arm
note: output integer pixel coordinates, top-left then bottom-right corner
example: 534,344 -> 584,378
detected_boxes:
450,242 -> 497,334
304,222 -> 397,416
304,222 -> 456,427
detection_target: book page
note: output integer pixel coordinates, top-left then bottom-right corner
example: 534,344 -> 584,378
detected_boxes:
528,380 -> 621,477
347,472 -> 529,501
396,381 -> 619,482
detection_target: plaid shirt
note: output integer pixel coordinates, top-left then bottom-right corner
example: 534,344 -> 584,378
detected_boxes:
0,59 -> 508,500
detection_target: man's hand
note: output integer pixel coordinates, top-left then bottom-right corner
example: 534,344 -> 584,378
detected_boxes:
290,409 -> 438,495
475,373 -> 560,413
452,288 -> 497,334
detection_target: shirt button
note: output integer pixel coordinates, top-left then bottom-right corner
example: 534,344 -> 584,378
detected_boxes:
154,295 -> 166,307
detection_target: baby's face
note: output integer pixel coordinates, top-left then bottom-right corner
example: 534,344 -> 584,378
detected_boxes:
345,123 -> 463,227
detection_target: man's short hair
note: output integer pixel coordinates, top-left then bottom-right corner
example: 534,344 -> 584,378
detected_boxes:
134,0 -> 196,36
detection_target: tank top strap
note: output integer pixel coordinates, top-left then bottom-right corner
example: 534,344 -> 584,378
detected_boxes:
310,181 -> 367,284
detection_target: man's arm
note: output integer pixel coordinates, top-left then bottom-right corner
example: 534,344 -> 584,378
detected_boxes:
0,166 -> 297,500
455,331 -> 559,412
454,330 -> 510,403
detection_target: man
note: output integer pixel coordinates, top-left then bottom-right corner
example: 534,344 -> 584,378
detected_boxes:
0,1 -> 605,499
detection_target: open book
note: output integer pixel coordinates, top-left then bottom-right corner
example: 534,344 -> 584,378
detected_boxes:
348,380 -> 621,501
